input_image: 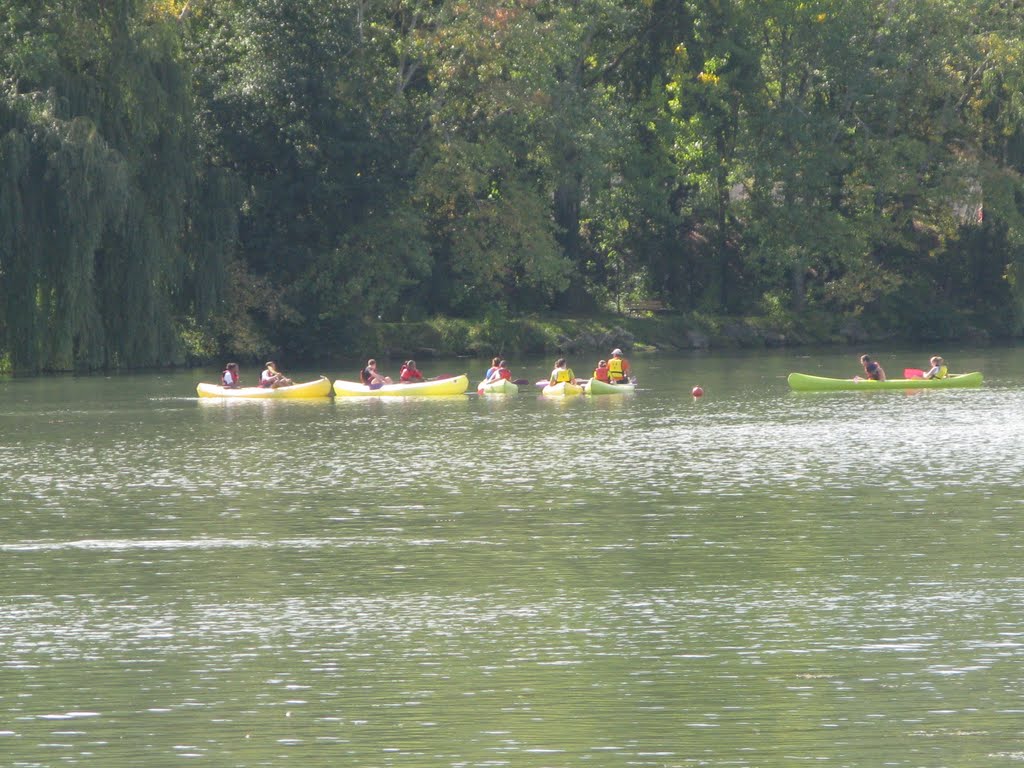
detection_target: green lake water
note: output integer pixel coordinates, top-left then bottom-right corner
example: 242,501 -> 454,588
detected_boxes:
1,346 -> 1023,767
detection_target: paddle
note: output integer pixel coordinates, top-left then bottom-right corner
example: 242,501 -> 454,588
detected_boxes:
904,368 -> 924,379
513,378 -> 529,386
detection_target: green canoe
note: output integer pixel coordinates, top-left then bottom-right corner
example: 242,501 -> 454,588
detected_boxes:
582,378 -> 636,395
788,371 -> 983,392
476,378 -> 519,395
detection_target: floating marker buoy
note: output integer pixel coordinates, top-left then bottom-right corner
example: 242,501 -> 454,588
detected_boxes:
691,386 -> 704,398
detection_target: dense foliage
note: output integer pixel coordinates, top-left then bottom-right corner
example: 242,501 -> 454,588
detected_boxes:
2,0 -> 1023,370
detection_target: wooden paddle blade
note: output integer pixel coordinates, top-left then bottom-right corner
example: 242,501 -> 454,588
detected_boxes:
904,368 -> 924,379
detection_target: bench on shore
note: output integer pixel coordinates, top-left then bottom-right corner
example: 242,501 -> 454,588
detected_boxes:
625,299 -> 670,315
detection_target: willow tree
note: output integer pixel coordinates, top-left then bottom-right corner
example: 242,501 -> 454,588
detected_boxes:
0,0 -> 231,371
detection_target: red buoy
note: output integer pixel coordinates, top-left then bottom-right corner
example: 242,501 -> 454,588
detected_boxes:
691,386 -> 704,398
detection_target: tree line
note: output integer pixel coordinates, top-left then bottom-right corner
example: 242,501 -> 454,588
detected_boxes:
2,0 -> 1023,372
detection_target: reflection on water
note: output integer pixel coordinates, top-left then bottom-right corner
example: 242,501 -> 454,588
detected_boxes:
1,349 -> 1023,766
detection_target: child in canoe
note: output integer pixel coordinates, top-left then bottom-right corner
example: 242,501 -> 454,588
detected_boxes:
487,360 -> 513,382
593,360 -> 610,382
222,362 -> 241,388
859,354 -> 886,381
400,360 -> 425,383
923,356 -> 948,379
550,358 -> 577,386
259,361 -> 294,388
483,356 -> 501,381
361,359 -> 393,388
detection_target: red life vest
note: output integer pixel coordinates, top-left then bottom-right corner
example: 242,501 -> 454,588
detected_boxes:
594,366 -> 610,382
497,368 -> 512,380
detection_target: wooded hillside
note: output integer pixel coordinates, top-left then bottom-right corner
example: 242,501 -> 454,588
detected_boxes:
2,0 -> 1023,371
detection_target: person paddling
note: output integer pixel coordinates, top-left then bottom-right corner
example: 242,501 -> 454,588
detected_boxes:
922,355 -> 948,380
859,354 -> 886,381
260,361 -> 293,388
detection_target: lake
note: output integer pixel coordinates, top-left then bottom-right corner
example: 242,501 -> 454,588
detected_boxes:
1,345 -> 1023,767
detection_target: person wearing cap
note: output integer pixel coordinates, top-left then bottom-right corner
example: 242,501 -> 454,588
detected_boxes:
608,348 -> 631,383
260,361 -> 293,388
593,360 -> 610,383
922,355 -> 948,380
400,360 -> 425,383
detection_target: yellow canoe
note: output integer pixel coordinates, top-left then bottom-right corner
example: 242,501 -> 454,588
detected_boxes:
333,374 -> 470,397
541,381 -> 584,397
196,376 -> 333,399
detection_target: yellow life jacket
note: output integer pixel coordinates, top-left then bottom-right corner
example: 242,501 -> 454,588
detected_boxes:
608,357 -> 625,380
553,367 -> 573,383
934,365 -> 948,379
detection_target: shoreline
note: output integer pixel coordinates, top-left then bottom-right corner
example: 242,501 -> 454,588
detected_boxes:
2,312 -> 1012,375
361,312 -> 1005,364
